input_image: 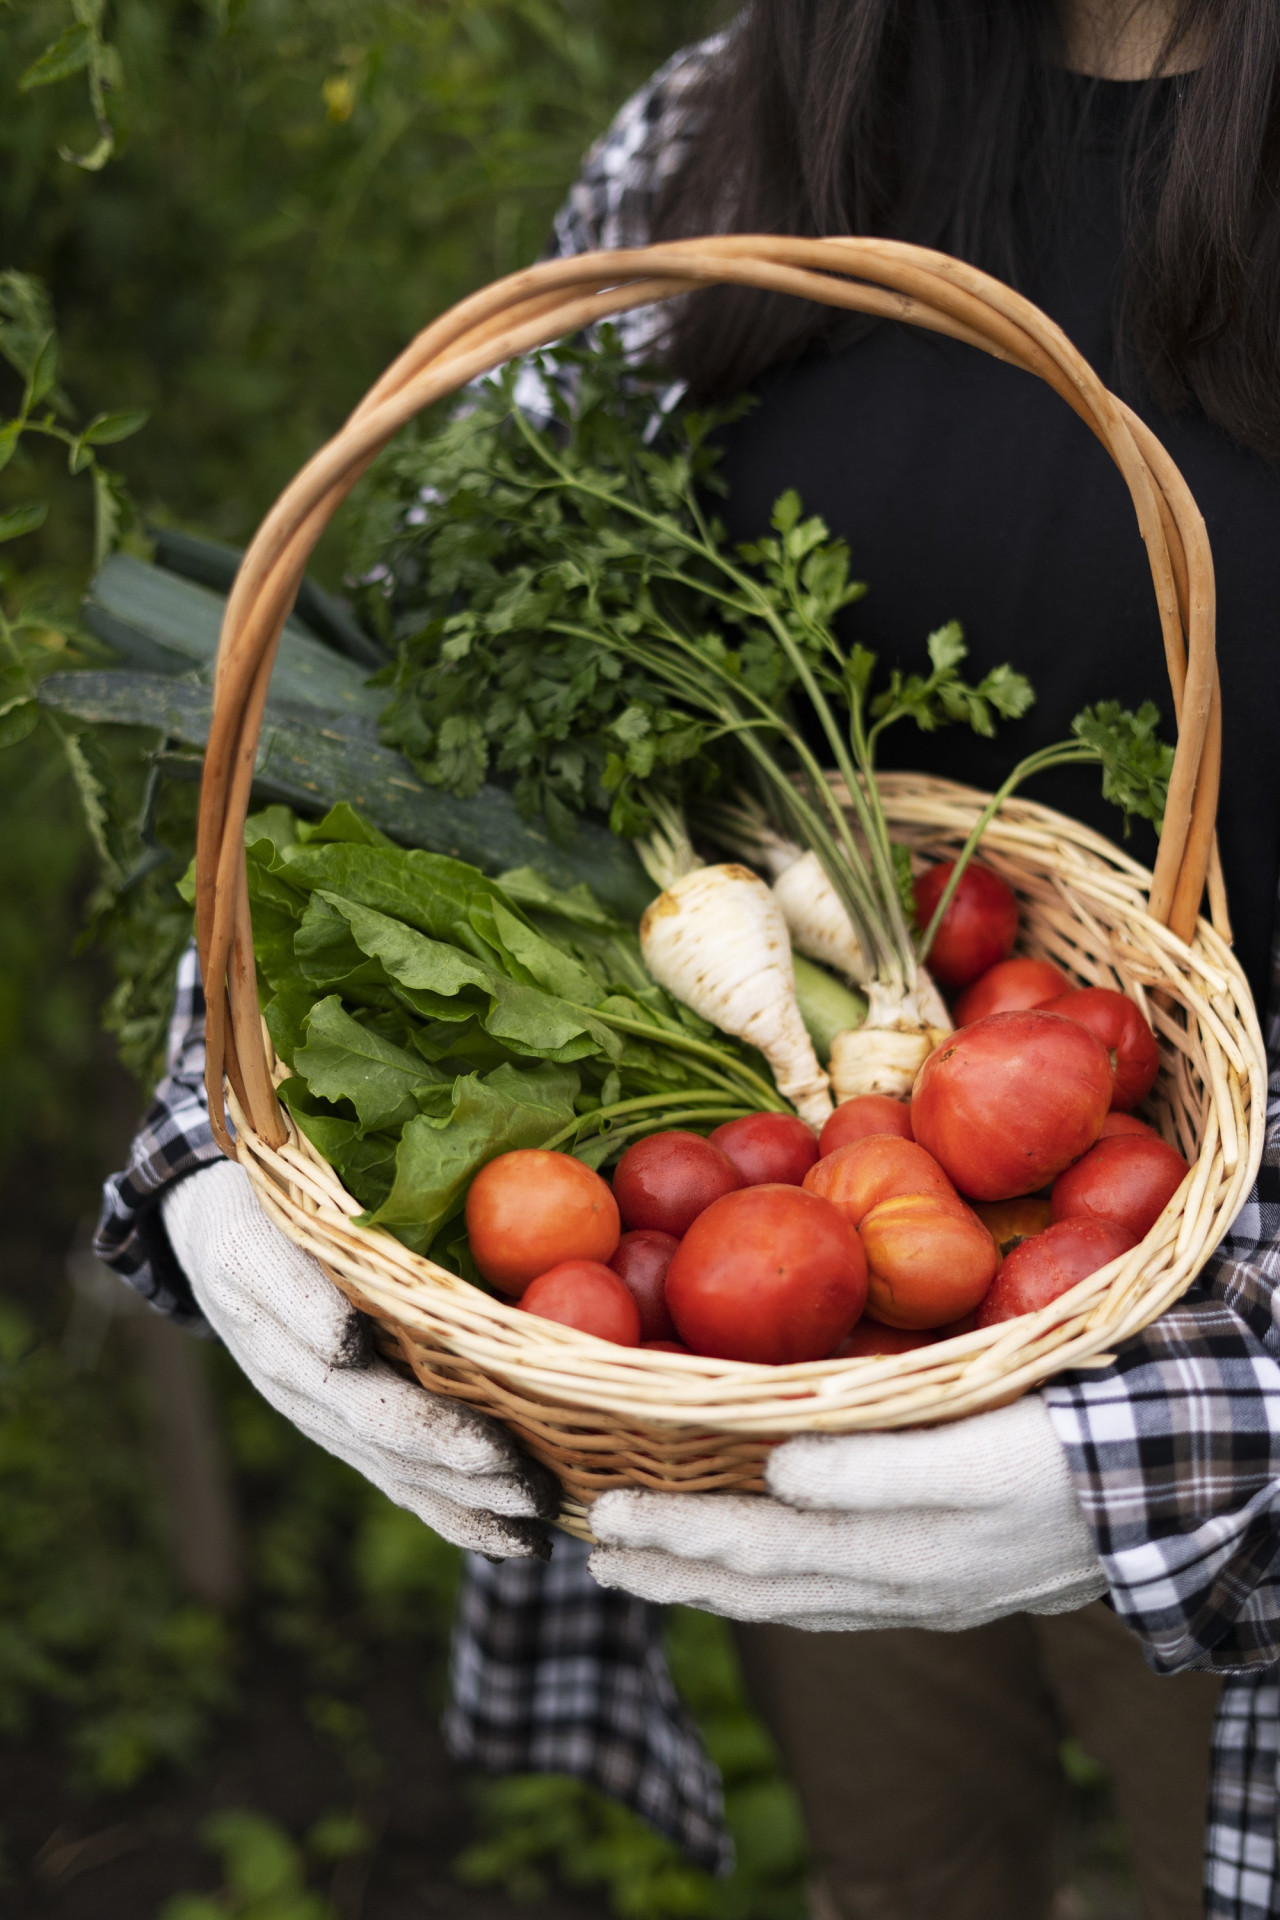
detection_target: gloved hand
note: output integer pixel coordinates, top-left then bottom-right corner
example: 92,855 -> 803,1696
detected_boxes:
162,1160 -> 555,1557
587,1397 -> 1106,1631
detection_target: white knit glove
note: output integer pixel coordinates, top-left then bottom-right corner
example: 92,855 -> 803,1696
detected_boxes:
162,1160 -> 555,1558
587,1397 -> 1106,1631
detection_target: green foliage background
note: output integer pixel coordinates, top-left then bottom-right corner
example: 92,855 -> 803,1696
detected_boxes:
1,0 -> 715,567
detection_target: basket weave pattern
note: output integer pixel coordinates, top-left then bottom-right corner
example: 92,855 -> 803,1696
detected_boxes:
198,240 -> 1267,1526
229,776 -> 1264,1520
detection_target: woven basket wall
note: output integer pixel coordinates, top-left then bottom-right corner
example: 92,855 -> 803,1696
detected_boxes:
196,239 -> 1267,1533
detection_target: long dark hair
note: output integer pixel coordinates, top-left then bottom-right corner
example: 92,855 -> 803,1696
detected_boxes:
654,0 -> 1280,456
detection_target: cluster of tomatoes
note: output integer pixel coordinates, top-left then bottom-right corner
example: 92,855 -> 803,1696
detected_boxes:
461,860 -> 1189,1365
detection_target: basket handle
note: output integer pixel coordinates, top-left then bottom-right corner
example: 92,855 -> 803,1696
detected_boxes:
196,236 -> 1223,1155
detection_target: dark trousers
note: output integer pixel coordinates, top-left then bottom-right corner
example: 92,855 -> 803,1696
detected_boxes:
734,1602 -> 1220,1920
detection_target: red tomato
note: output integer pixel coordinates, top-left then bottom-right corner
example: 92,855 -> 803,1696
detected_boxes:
971,1196 -> 1054,1257
608,1230 -> 680,1342
914,861 -> 1019,989
1099,1110 -> 1160,1141
665,1185 -> 867,1364
954,956 -> 1071,1026
859,1191 -> 1000,1328
803,1134 -> 955,1228
818,1095 -> 913,1156
520,1260 -> 641,1345
1040,986 -> 1160,1110
642,1339 -> 689,1353
613,1131 -> 741,1236
911,1010 -> 1111,1200
1051,1134 -> 1190,1241
466,1150 -> 620,1296
935,1309 -> 979,1338
830,1319 -> 938,1357
710,1112 -> 819,1186
976,1217 -> 1136,1327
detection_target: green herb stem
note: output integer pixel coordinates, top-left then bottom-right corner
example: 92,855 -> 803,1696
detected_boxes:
568,1000 -> 790,1111
542,1089 -> 752,1153
916,743 -> 1099,966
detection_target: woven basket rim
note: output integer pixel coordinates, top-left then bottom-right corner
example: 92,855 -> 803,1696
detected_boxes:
231,774 -> 1267,1440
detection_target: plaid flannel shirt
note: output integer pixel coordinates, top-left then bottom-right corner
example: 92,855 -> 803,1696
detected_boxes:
94,37 -> 1280,1910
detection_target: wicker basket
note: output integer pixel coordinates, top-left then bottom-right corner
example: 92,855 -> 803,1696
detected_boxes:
195,239 -> 1267,1535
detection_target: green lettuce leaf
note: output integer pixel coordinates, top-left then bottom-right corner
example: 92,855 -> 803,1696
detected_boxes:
364,1061 -> 581,1251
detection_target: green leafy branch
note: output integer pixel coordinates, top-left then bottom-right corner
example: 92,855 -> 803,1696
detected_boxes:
17,0 -> 124,171
0,270 -> 147,880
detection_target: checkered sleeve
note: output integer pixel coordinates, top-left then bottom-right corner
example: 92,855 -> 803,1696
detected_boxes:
1044,1035 -> 1280,1675
546,33 -> 727,261
1044,944 -> 1280,1920
92,942 -> 223,1330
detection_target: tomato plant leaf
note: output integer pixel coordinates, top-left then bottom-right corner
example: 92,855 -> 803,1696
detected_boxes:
0,501 -> 48,544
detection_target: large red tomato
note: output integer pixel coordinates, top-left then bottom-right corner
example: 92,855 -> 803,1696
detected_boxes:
1041,986 -> 1160,1109
1051,1133 -> 1190,1241
818,1095 -> 913,1156
521,1260 -> 641,1345
975,1217 -> 1136,1326
910,1010 -> 1111,1200
613,1131 -> 741,1237
665,1185 -> 867,1364
859,1191 -> 999,1328
803,1133 -> 954,1228
466,1150 -> 620,1296
608,1230 -> 680,1342
913,861 -> 1019,989
831,1319 -> 938,1357
971,1195 -> 1053,1257
710,1112 -> 819,1186
953,956 -> 1070,1026
1099,1110 -> 1160,1140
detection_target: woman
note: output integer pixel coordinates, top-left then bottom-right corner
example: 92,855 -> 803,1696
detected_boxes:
98,3 -> 1280,1916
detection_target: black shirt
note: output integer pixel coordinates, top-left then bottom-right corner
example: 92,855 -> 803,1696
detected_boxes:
715,76 -> 1280,1010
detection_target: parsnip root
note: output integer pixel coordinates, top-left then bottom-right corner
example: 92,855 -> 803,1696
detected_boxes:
829,977 -> 952,1103
640,863 -> 834,1129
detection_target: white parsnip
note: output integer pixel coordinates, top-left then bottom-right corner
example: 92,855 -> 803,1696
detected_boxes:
829,979 -> 951,1102
772,849 -> 871,985
640,864 -> 833,1129
709,807 -> 873,986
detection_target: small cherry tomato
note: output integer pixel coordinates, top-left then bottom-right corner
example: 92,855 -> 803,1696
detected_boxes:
1051,1133 -> 1189,1241
859,1191 -> 999,1328
914,861 -> 1019,989
830,1319 -> 938,1357
911,1011 -> 1111,1200
665,1185 -> 867,1364
1041,986 -> 1160,1110
818,1095 -> 913,1156
608,1230 -> 680,1342
971,1195 -> 1054,1258
613,1131 -> 741,1237
642,1339 -> 689,1353
520,1260 -> 641,1345
803,1134 -> 954,1228
466,1150 -> 620,1296
954,956 -> 1071,1026
710,1112 -> 819,1186
1099,1111 -> 1160,1140
976,1216 -> 1136,1327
